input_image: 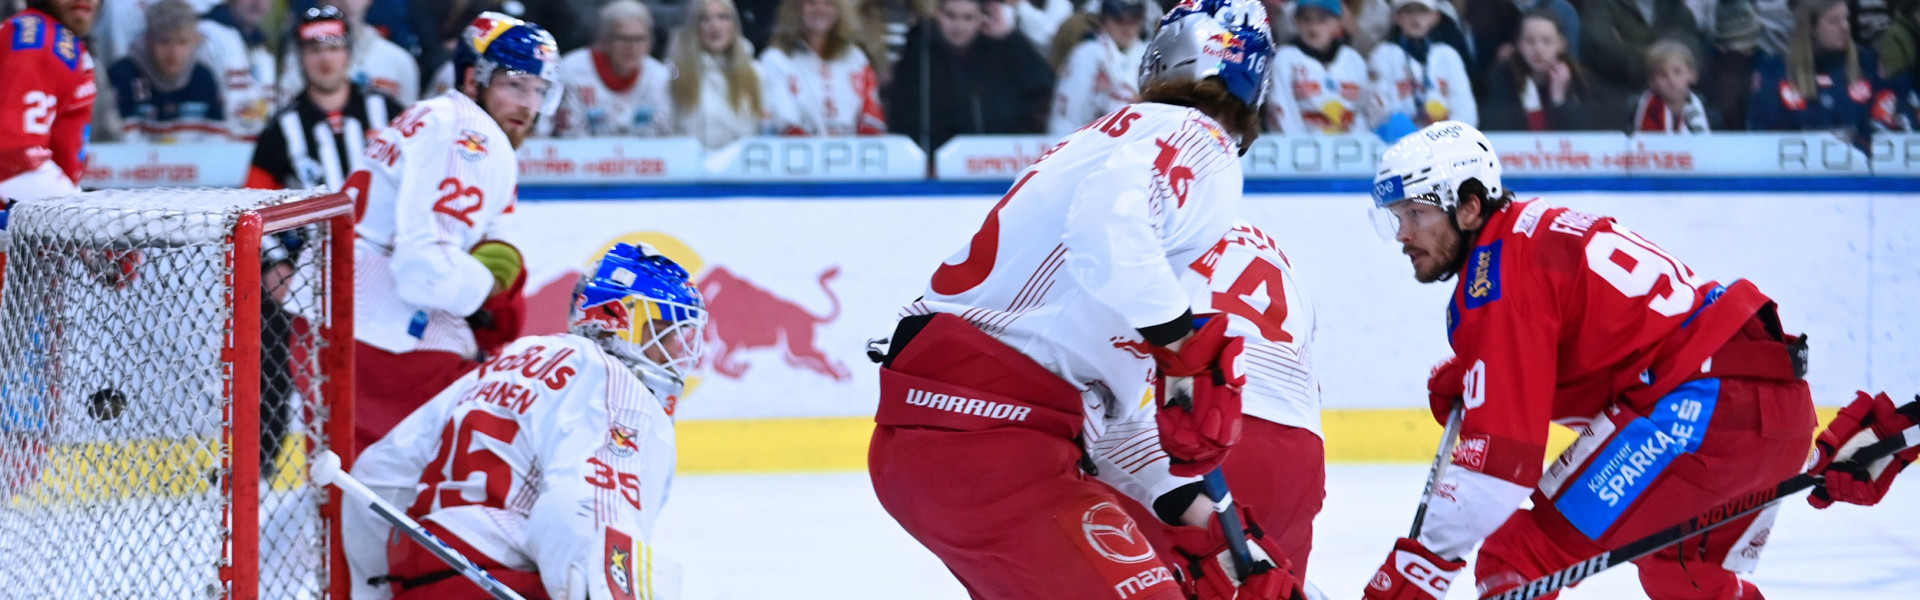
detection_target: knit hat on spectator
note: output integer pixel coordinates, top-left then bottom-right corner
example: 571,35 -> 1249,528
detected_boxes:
1296,0 -> 1343,18
297,5 -> 350,48
1101,0 -> 1147,20
1714,0 -> 1763,52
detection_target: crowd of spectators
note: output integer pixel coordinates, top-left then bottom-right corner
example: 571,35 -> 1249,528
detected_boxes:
7,0 -> 1917,151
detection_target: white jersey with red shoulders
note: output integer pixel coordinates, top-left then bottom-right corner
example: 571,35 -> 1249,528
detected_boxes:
901,102 -> 1243,504
757,44 -> 885,136
1048,34 -> 1145,138
547,47 -> 675,138
1194,220 -> 1321,437
352,91 -> 519,359
344,334 -> 680,600
1267,42 -> 1369,135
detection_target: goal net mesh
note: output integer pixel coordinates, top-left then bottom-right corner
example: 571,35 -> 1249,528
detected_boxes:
0,188 -> 345,599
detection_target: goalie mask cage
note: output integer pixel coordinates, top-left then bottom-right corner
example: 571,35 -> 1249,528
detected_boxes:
0,189 -> 354,599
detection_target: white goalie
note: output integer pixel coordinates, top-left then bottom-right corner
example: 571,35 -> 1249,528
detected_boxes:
342,242 -> 706,600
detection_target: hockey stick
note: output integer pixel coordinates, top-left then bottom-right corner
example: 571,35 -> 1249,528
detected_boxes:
310,450 -> 530,600
1411,401 -> 1466,539
1201,468 -> 1257,580
1489,419 -> 1920,600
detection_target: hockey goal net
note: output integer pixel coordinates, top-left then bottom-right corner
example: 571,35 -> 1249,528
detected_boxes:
0,188 -> 354,599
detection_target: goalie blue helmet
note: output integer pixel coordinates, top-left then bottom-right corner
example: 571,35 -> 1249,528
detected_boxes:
453,11 -> 564,116
571,243 -> 709,399
1138,0 -> 1276,111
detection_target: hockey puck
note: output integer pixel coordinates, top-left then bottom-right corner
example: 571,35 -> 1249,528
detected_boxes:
88,388 -> 127,421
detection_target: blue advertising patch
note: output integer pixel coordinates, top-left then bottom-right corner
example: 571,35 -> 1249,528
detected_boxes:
1446,302 -> 1460,343
1462,241 -> 1503,309
1554,378 -> 1721,540
52,27 -> 79,69
11,14 -> 46,50
1371,175 -> 1406,207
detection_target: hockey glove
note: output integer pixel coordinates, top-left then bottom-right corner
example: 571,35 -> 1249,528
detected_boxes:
1362,537 -> 1466,600
468,240 -> 527,358
1808,391 -> 1920,508
1426,356 -> 1466,426
1166,507 -> 1303,600
1152,317 -> 1246,477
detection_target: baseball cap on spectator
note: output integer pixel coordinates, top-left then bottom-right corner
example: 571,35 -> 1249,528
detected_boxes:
297,5 -> 350,48
1296,0 -> 1343,18
1392,0 -> 1439,11
1101,0 -> 1147,21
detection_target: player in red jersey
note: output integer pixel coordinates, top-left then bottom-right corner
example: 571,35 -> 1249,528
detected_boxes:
1360,121 -> 1816,600
0,0 -> 96,202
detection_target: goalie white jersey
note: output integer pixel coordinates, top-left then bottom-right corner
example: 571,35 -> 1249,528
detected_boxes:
1195,220 -> 1322,437
901,102 -> 1242,503
352,91 -> 519,358
344,333 -> 680,600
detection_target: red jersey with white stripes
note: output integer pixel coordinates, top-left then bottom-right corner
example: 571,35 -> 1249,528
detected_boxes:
1194,220 -> 1321,437
1442,199 -> 1775,490
0,8 -> 95,187
901,102 -> 1242,503
345,334 -> 679,599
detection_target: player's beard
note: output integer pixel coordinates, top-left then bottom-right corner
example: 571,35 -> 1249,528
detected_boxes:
1408,228 -> 1464,284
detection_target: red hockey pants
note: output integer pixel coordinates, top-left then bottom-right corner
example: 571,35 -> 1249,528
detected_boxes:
353,341 -> 475,453
868,314 -> 1186,600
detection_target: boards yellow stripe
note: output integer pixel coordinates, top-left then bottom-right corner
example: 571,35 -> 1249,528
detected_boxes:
676,407 -> 1843,474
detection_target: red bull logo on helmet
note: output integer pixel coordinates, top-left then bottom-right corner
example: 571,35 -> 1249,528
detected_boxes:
1204,30 -> 1247,61
466,14 -> 519,53
576,296 -> 634,337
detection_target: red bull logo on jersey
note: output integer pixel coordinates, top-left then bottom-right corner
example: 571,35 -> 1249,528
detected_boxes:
455,129 -> 489,161
608,424 -> 641,457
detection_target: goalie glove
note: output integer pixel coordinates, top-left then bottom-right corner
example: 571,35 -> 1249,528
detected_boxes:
1808,391 -> 1920,508
1152,317 -> 1247,477
1166,506 -> 1304,600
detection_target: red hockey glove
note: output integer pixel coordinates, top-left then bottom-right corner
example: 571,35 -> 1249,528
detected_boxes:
1426,356 -> 1466,426
467,240 -> 527,359
1153,317 -> 1246,477
1166,508 -> 1303,600
1808,391 -> 1920,508
1363,537 -> 1466,600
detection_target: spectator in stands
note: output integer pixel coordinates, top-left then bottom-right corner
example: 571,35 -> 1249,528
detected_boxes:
550,0 -> 676,137
761,0 -> 889,135
671,0 -> 768,148
1578,0 -> 1708,94
885,0 -> 1055,151
1687,0 -> 1780,130
1351,0 -> 1472,66
1461,0 -> 1579,85
1345,0 -> 1392,53
1481,9 -> 1619,131
280,0 -> 422,105
1368,0 -> 1476,135
1852,0 -> 1896,45
1749,0 -> 1914,144
1629,39 -> 1715,133
247,5 -> 406,190
1875,0 -> 1916,78
1047,0 -> 1148,136
1010,0 -> 1077,56
110,0 -> 232,143
859,0 -> 927,83
199,0 -> 276,139
1267,0 -> 1371,135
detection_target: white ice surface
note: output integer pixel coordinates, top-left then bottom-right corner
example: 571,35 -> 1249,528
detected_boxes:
655,465 -> 1920,599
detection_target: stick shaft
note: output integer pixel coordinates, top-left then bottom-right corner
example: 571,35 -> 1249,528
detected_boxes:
1489,423 -> 1920,600
1411,402 -> 1465,539
316,451 -> 530,600
1202,468 -> 1255,579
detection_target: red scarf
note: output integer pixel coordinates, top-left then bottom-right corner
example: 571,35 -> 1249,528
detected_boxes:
592,49 -> 639,93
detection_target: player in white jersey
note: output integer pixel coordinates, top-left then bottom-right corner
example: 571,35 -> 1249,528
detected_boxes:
344,243 -> 707,600
349,11 -> 562,453
1183,219 -> 1326,576
544,1 -> 675,138
1048,0 -> 1149,137
1267,0 -> 1370,135
867,1 -> 1303,599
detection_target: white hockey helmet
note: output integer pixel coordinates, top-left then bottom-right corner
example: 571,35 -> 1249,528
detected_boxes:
1370,121 -> 1504,239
